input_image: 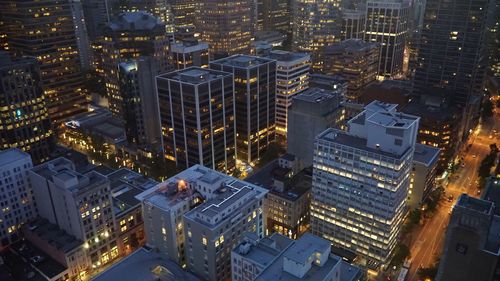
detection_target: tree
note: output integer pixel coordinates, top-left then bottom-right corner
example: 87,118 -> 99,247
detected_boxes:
481,99 -> 494,120
391,244 -> 410,267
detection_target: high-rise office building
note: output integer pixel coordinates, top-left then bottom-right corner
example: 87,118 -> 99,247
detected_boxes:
82,0 -> 113,42
364,0 -> 410,78
118,57 -> 162,150
413,0 -> 491,106
341,9 -> 366,40
287,88 -> 344,168
257,0 -> 291,32
171,39 -> 210,70
30,158 -> 118,270
169,0 -> 197,28
0,0 -> 88,122
408,143 -> 440,209
156,67 -> 236,173
436,192 -> 500,281
269,50 -> 310,137
0,149 -> 35,249
182,167 -> 268,281
71,0 -> 92,70
324,39 -> 379,101
210,55 -> 277,165
196,0 -> 254,58
292,0 -> 341,70
102,12 -> 169,117
0,52 -> 53,163
311,101 -> 419,264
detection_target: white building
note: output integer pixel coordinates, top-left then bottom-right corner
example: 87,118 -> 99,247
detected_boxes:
311,101 -> 419,265
268,50 -> 310,137
0,148 -> 35,248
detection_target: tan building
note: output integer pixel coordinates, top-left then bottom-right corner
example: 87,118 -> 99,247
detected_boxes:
324,39 -> 379,101
409,144 -> 440,209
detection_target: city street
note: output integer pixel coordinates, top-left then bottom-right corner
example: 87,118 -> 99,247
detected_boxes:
406,104 -> 500,281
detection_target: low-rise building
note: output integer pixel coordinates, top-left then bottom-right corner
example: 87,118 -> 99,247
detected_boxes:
171,39 -> 210,70
90,247 -> 201,281
436,189 -> 500,281
0,149 -> 36,249
409,144 -> 440,209
246,154 -> 311,239
243,233 -> 363,281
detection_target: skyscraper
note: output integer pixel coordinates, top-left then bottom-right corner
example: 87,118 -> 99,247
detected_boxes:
210,55 -> 277,165
269,50 -> 311,138
0,0 -> 88,122
196,0 -> 254,57
292,0 -> 342,70
324,39 -> 379,101
170,39 -> 210,70
169,0 -> 197,28
364,0 -> 410,78
341,9 -> 366,40
311,101 -> 419,264
101,12 -> 169,117
257,0 -> 291,32
413,0 -> 491,106
156,67 -> 236,173
118,57 -> 162,150
82,0 -> 113,42
0,52 -> 53,163
0,149 -> 35,249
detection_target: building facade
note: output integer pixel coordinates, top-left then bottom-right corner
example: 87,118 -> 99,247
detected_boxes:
196,0 -> 254,57
102,12 -> 169,117
0,52 -> 53,163
408,144 -> 440,209
183,167 -> 268,281
324,39 -> 379,101
210,55 -> 277,165
269,50 -> 310,137
364,0 -> 410,78
0,149 -> 35,249
257,0 -> 291,32
341,9 -> 366,40
171,39 -> 210,70
157,67 -> 236,173
0,0 -> 88,122
287,88 -> 344,168
311,101 -> 419,264
292,0 -> 342,70
30,158 -> 119,270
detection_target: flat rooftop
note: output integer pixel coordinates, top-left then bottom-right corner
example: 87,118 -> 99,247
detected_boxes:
91,247 -> 201,281
0,148 -> 30,167
234,233 -> 294,268
293,87 -> 340,103
10,240 -> 68,279
269,50 -> 310,62
158,67 -> 231,84
457,194 -> 494,215
324,38 -> 378,54
317,128 -> 410,158
246,160 -> 311,201
284,233 -> 331,264
483,177 -> 500,216
211,54 -> 275,68
24,218 -> 83,254
413,143 -> 441,166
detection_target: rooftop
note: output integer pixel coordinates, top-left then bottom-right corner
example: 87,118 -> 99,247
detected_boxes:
324,39 -> 378,54
293,87 -> 341,103
317,128 -> 410,158
108,12 -> 163,32
211,54 -> 275,68
0,148 -> 31,167
171,39 -> 209,52
246,160 -> 311,201
457,194 -> 494,215
269,50 -> 310,63
413,143 -> 440,166
483,177 -> 500,216
24,218 -> 83,253
234,233 -> 294,268
10,240 -> 68,279
158,67 -> 231,84
91,247 -> 201,281
284,233 -> 331,264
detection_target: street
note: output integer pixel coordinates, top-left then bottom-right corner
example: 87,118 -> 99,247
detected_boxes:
406,105 -> 500,281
